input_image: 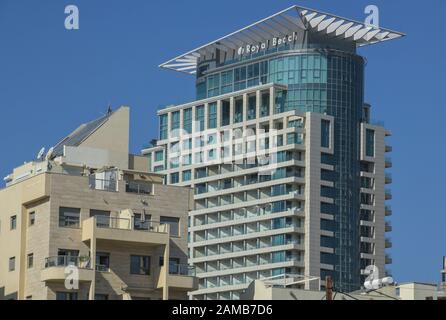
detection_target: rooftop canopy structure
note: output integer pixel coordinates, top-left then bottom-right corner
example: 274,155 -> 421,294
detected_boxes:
160,5 -> 405,75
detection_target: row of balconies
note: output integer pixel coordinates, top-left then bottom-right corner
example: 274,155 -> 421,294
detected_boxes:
193,237 -> 303,260
193,217 -> 302,244
41,216 -> 197,292
193,207 -> 303,228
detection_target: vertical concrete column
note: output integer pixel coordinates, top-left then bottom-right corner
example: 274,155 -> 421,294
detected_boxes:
204,103 -> 209,131
269,86 -> 275,117
89,234 -> 97,300
216,100 -> 222,128
162,225 -> 171,300
256,90 -> 261,119
229,97 -> 234,125
242,93 -> 248,125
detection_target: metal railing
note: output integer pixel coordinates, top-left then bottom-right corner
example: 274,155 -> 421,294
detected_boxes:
169,263 -> 196,277
92,216 -> 168,233
125,181 -> 152,195
89,177 -> 117,192
44,256 -> 91,269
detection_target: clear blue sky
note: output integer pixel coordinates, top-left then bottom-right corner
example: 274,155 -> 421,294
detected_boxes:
0,0 -> 444,285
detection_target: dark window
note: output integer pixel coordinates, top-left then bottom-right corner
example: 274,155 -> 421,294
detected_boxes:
27,253 -> 34,269
90,210 -> 111,228
321,236 -> 336,248
366,129 -> 375,157
160,216 -> 180,237
96,252 -> 110,272
321,120 -> 331,148
29,212 -> 36,226
130,255 -> 151,275
59,207 -> 80,228
56,292 -> 78,300
10,215 -> 17,230
321,219 -> 335,232
159,257 -> 182,275
133,213 -> 151,231
9,257 -> 15,271
95,294 -> 109,300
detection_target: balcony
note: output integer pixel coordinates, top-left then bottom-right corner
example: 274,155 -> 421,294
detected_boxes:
385,145 -> 393,153
385,205 -> 393,217
385,221 -> 393,232
82,216 -> 169,246
385,238 -> 393,249
89,177 -> 117,192
157,264 -> 198,291
125,181 -> 152,195
41,256 -> 94,282
385,173 -> 393,184
385,189 -> 392,200
385,157 -> 393,168
385,254 -> 393,265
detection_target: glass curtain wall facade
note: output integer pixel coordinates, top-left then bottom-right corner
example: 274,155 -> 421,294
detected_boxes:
196,51 -> 364,292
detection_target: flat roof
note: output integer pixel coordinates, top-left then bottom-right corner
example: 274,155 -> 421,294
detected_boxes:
160,5 -> 405,75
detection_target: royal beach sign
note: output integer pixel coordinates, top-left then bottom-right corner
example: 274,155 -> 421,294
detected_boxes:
237,32 -> 299,56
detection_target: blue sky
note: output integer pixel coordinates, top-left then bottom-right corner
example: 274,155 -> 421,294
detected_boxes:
0,0 -> 444,285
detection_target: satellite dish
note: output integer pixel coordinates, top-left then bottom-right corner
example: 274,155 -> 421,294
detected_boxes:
36,147 -> 45,161
45,147 -> 54,160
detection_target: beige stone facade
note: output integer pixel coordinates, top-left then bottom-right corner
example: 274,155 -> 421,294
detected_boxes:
0,106 -> 197,300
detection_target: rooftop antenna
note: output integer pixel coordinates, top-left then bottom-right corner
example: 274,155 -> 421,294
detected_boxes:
36,147 -> 46,161
107,103 -> 112,115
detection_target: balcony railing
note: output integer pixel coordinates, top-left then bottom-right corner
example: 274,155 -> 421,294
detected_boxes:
385,157 -> 393,168
44,256 -> 91,269
125,181 -> 152,195
89,177 -> 117,192
93,216 -> 168,233
169,264 -> 196,277
385,205 -> 392,216
385,189 -> 392,200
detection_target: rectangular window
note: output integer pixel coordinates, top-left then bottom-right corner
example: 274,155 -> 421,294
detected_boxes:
59,207 -> 81,228
170,172 -> 179,184
10,215 -> 17,230
182,170 -> 191,182
207,74 -> 220,97
321,119 -> 330,148
95,294 -> 109,300
234,98 -> 243,123
247,95 -> 256,120
154,151 -> 164,162
260,92 -> 270,117
221,101 -> 230,126
366,129 -> 375,157
9,257 -> 15,271
160,216 -> 180,237
29,211 -> 36,226
159,114 -> 168,140
56,292 -> 78,300
159,257 -> 182,274
221,70 -> 233,94
195,105 -> 205,131
96,252 -> 110,272
208,102 -> 217,129
183,138 -> 192,150
154,165 -> 164,172
27,253 -> 34,269
171,111 -> 180,132
130,255 -> 151,275
183,108 -> 192,134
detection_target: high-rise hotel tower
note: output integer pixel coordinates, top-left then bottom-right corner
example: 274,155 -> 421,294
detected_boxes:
143,6 -> 403,299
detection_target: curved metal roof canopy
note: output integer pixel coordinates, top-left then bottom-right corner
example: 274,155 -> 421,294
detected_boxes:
159,5 -> 405,75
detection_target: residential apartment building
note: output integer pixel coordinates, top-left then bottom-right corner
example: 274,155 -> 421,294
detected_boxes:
0,106 -> 197,300
143,6 -> 403,300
